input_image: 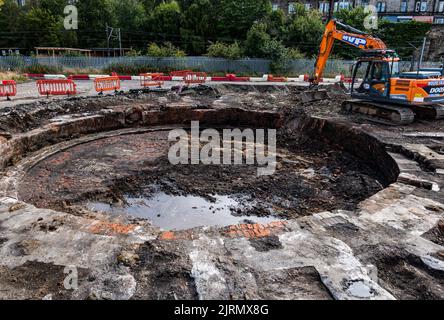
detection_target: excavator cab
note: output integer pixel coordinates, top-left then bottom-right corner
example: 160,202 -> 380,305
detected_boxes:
353,61 -> 390,97
351,50 -> 399,101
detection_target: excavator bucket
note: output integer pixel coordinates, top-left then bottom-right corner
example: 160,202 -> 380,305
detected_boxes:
300,89 -> 330,103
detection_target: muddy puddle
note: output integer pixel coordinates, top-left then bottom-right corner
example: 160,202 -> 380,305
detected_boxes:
87,192 -> 277,230
346,281 -> 375,298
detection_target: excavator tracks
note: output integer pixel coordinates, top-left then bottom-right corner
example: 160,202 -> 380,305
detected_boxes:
341,99 -> 416,125
411,104 -> 444,120
436,105 -> 444,119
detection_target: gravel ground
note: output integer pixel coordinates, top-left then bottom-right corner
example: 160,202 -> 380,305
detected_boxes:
0,80 -> 312,109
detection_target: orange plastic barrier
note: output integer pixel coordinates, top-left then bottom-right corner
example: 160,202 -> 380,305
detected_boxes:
0,80 -> 17,100
140,73 -> 164,88
184,72 -> 207,85
170,70 -> 193,77
36,79 -> 77,97
267,75 -> 287,82
94,76 -> 121,94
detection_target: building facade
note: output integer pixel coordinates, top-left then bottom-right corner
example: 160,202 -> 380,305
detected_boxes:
272,0 -> 444,24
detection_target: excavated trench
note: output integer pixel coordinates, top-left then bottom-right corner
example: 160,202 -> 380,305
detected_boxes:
0,86 -> 397,231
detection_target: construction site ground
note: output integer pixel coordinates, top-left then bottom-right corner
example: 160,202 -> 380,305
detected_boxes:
0,81 -> 443,300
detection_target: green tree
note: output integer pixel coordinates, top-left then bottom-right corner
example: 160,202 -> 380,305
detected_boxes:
244,23 -> 271,58
0,0 -> 23,48
265,8 -> 287,39
1,1 -> 25,48
334,7 -> 369,30
21,7 -> 60,47
216,0 -> 271,39
38,0 -> 68,16
149,1 -> 181,43
140,0 -> 163,12
244,22 -> 302,73
285,4 -> 324,57
111,0 -> 146,31
376,20 -> 431,59
180,0 -> 215,54
77,0 -> 116,48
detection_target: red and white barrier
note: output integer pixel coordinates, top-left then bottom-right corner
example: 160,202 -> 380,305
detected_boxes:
140,73 -> 164,88
0,80 -> 17,100
26,74 -> 67,80
184,72 -> 207,85
28,72 -> 351,86
36,79 -> 77,97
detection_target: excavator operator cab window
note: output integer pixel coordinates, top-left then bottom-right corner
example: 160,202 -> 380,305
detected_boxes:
368,61 -> 390,97
352,60 -> 390,98
370,61 -> 390,82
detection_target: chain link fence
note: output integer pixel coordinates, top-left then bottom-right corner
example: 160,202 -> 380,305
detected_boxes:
0,56 -> 441,75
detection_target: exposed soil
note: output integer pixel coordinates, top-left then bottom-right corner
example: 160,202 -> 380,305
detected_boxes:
254,266 -> 333,300
430,145 -> 444,155
249,235 -> 283,252
0,261 -> 89,300
422,220 -> 444,246
18,128 -> 384,223
128,241 -> 198,300
356,244 -> 444,300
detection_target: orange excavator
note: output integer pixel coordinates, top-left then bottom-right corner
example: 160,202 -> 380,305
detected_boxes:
305,19 -> 444,125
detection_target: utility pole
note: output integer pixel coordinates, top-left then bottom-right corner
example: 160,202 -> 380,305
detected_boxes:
106,25 -> 123,57
328,0 -> 335,20
118,28 -> 122,56
106,25 -> 113,57
417,37 -> 427,76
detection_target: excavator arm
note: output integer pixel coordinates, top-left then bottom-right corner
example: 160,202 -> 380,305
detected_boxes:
312,19 -> 387,84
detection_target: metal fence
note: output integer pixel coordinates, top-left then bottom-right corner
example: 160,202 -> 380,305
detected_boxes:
0,56 -> 441,75
0,56 -> 271,74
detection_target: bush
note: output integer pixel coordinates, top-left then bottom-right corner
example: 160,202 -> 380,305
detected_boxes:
244,23 -> 271,58
22,64 -> 62,74
262,39 -> 293,74
102,63 -> 155,75
0,71 -> 27,83
125,48 -> 142,57
102,63 -> 191,75
287,48 -> 305,60
146,42 -> 186,57
206,42 -> 243,59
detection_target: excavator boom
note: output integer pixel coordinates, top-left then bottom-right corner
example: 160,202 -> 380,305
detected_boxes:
312,19 -> 386,84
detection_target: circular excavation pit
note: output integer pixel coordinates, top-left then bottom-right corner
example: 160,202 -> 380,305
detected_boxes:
3,84 -> 444,300
17,126 -> 384,231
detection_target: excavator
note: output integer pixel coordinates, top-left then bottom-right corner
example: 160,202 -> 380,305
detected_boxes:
304,19 -> 444,125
